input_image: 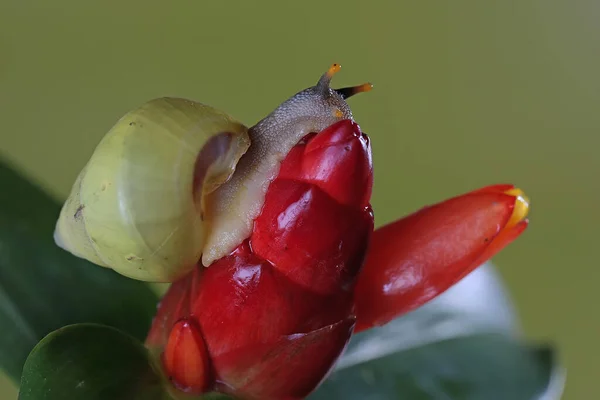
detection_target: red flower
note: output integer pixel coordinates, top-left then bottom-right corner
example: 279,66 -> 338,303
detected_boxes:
353,184 -> 529,332
145,120 -> 529,400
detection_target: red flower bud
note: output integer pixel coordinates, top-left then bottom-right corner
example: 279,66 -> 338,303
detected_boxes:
146,118 -> 530,399
147,120 -> 373,399
353,184 -> 530,332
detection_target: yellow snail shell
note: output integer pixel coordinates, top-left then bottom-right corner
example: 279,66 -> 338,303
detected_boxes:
54,97 -> 250,282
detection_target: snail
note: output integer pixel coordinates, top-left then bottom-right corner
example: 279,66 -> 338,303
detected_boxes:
54,64 -> 373,282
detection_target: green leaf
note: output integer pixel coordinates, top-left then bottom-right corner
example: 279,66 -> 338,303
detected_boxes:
0,160 -> 159,382
311,334 -> 558,400
198,394 -> 237,400
18,323 -> 168,400
310,265 -> 565,400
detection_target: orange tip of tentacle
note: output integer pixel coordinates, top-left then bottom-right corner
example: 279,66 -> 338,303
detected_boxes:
504,188 -> 530,229
317,63 -> 373,100
327,63 -> 342,78
317,63 -> 342,90
336,83 -> 374,99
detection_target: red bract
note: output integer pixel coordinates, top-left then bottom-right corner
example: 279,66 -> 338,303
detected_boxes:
147,120 -> 374,399
146,120 -> 530,400
353,184 -> 529,332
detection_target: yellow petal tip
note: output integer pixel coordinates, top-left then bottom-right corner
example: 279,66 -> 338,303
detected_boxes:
504,188 -> 530,228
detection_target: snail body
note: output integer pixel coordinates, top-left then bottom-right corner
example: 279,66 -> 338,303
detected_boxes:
55,64 -> 372,282
202,64 -> 372,265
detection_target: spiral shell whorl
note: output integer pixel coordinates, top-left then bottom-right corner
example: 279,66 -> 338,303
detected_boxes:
54,97 -> 250,282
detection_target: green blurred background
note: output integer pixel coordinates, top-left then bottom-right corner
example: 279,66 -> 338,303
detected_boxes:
0,1 -> 596,398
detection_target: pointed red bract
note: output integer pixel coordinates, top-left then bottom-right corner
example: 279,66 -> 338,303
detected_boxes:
163,318 -> 210,393
191,242 -> 353,357
299,120 -> 372,208
251,120 -> 373,294
213,318 -> 355,400
353,185 -> 528,332
276,121 -> 373,209
251,180 -> 373,295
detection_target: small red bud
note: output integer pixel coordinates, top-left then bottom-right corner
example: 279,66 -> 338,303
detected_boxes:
163,319 -> 210,394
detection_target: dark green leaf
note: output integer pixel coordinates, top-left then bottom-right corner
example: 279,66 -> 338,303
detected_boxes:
0,160 -> 159,382
199,394 -> 237,400
18,323 -> 167,400
310,265 -> 564,400
311,334 -> 559,400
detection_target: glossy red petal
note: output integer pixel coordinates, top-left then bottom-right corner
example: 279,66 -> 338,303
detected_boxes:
213,318 -> 355,400
163,318 -> 210,394
300,120 -> 373,208
470,219 -> 529,268
354,191 -> 519,332
251,180 -> 373,295
192,242 -> 353,358
251,119 -> 373,294
274,120 -> 372,209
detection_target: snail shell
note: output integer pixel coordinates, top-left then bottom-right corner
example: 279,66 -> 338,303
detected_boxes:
54,97 -> 250,282
55,64 -> 372,282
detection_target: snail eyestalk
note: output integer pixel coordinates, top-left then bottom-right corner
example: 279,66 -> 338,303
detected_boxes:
336,83 -> 374,99
316,63 -> 342,90
316,64 -> 373,100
